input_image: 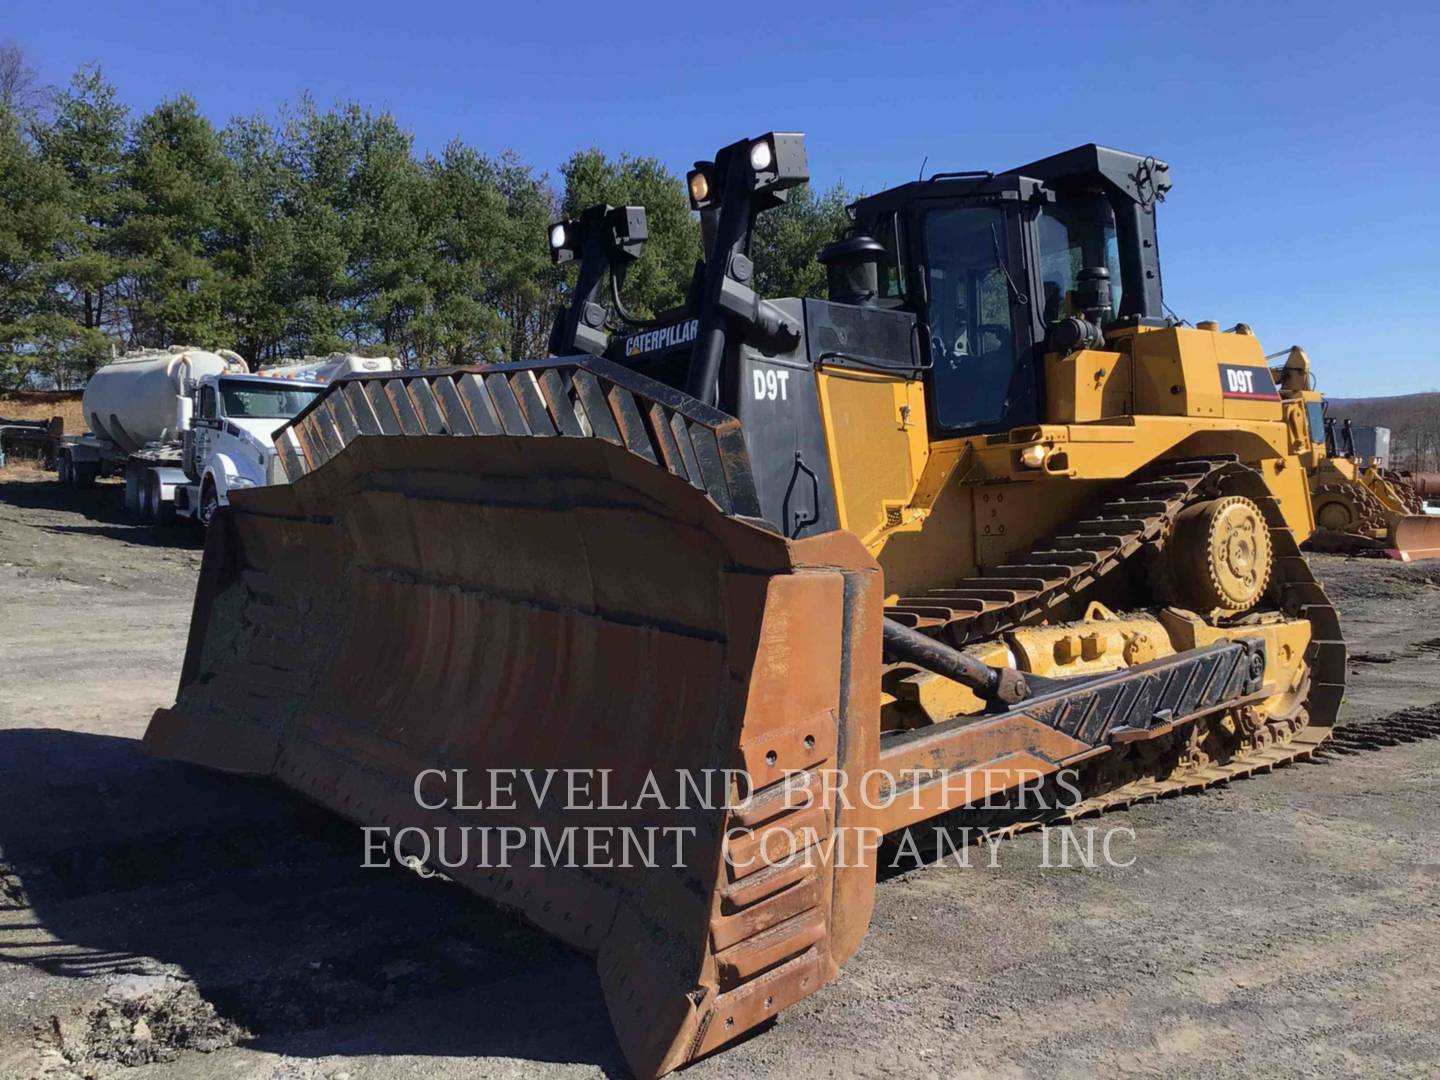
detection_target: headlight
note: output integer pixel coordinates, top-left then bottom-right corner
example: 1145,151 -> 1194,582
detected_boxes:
748,139 -> 773,171
548,223 -> 567,249
227,475 -> 257,489
1019,444 -> 1048,469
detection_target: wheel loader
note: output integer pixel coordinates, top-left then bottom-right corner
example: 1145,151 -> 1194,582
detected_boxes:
1290,403 -> 1440,560
146,133 -> 1346,1077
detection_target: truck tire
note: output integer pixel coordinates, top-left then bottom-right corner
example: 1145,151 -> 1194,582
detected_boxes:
74,461 -> 98,489
148,471 -> 176,526
57,451 -> 73,486
198,479 -> 219,527
125,463 -> 144,516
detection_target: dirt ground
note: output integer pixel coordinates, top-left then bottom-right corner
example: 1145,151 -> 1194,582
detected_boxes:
2,468 -> 1439,1080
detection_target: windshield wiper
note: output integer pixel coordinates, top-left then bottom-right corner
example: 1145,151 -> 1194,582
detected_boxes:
991,224 -> 1029,309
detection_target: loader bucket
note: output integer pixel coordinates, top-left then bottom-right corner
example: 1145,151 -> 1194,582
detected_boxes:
145,357 -> 884,1077
1387,514 -> 1440,562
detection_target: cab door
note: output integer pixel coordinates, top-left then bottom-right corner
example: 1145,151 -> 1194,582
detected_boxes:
191,383 -> 219,471
906,193 -> 1039,437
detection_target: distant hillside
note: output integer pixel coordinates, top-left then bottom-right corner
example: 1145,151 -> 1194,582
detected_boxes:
1328,392 -> 1440,472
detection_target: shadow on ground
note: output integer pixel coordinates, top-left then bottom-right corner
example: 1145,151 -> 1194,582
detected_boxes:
0,727 -> 626,1074
0,477 -> 202,550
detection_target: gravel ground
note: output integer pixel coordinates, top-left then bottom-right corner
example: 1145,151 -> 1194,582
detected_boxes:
2,470 -> 1438,1080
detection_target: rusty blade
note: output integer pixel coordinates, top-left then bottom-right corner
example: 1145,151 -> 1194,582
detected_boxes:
144,432 -> 883,1079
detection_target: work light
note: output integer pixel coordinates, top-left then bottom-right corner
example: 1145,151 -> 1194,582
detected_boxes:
687,163 -> 715,210
747,132 -> 808,193
548,219 -> 579,265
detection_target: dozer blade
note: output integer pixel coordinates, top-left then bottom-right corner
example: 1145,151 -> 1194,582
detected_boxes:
145,357 -> 884,1077
1387,514 -> 1440,561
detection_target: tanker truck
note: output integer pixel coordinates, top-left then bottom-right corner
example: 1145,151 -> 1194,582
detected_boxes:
56,346 -> 396,525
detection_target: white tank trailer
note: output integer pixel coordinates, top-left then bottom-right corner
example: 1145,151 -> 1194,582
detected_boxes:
80,347 -> 244,451
57,346 -> 396,525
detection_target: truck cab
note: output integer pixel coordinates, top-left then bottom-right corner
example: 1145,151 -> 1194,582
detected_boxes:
179,373 -> 328,524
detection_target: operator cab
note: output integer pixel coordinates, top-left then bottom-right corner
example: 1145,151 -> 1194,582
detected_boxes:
544,135 -> 1171,538
850,145 -> 1171,437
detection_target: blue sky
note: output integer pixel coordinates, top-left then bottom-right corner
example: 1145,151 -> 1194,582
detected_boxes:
8,0 -> 1437,396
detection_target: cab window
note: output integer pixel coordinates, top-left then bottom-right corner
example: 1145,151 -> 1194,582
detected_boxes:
219,380 -> 324,420
874,211 -> 906,300
922,205 -> 1022,429
1306,401 -> 1326,447
198,385 -> 217,420
1037,196 -> 1122,326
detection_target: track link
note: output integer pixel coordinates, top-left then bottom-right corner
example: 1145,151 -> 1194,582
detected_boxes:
889,457 -> 1236,645
1322,703 -> 1440,754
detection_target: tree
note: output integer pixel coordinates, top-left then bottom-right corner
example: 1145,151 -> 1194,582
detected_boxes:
750,181 -> 852,300
0,49 -> 862,381
35,65 -> 129,376
412,141 -> 514,365
0,40 -> 51,125
345,110 -> 429,358
274,97 -> 362,356
214,114 -> 296,364
491,151 -> 559,360
0,106 -> 75,388
119,95 -> 230,347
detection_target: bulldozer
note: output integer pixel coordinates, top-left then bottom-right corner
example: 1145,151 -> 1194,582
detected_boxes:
1291,401 -> 1440,560
146,133 -> 1346,1077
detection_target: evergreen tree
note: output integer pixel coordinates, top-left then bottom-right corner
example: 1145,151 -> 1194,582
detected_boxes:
215,114 -> 295,364
491,150 -> 559,360
346,111 -> 429,358
0,48 -> 861,379
413,141 -> 514,364
119,95 -> 230,347
36,65 -> 128,377
0,105 -> 74,387
277,98 -> 364,356
750,181 -> 853,300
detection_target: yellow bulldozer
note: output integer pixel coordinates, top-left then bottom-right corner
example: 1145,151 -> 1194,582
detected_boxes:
1285,392 -> 1440,560
146,134 -> 1345,1076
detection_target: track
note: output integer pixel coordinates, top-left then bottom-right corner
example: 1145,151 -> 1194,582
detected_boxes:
885,457 -> 1345,850
889,457 -> 1344,733
889,457 -> 1237,641
1321,701 -> 1440,755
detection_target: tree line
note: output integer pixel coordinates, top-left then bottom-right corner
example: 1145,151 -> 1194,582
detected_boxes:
0,43 -> 850,389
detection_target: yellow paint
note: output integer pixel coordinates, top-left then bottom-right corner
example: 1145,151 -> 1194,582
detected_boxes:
814,365 -> 929,549
807,324 -> 1316,607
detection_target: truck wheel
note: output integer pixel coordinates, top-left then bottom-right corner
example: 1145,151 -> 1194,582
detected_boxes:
148,472 -> 176,526
198,480 -> 220,527
74,461 -> 98,489
125,464 -> 143,516
57,451 -> 73,486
